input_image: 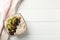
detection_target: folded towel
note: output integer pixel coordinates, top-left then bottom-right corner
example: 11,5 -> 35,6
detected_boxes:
0,0 -> 21,40
0,0 -> 12,36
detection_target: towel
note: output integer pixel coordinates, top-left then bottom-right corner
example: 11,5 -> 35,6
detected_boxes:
0,0 -> 21,40
0,0 -> 12,35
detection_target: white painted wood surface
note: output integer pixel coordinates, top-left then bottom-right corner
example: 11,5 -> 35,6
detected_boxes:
10,0 -> 60,40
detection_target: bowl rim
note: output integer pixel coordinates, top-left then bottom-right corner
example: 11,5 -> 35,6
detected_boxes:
3,13 -> 27,36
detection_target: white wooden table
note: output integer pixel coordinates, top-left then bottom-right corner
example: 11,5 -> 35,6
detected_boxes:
10,0 -> 60,40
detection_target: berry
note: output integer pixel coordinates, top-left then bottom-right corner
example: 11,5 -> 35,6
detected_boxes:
8,29 -> 11,32
14,18 -> 19,25
12,30 -> 14,32
10,32 -> 14,35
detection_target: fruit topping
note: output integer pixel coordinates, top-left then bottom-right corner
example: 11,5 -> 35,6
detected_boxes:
8,29 -> 11,32
9,32 -> 14,35
12,30 -> 14,32
14,18 -> 19,25
11,19 -> 15,25
14,26 -> 17,29
14,30 -> 16,33
8,25 -> 12,30
6,16 -> 21,35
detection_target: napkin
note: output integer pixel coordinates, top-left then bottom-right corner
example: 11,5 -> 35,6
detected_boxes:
0,0 -> 21,40
0,0 -> 12,35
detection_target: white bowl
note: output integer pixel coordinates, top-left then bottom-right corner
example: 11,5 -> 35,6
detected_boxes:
4,13 -> 27,36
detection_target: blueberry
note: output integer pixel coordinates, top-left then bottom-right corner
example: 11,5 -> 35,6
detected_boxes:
14,24 -> 17,27
9,31 -> 14,35
13,26 -> 17,29
8,29 -> 11,32
12,26 -> 16,33
14,18 -> 19,25
10,33 -> 14,35
14,30 -> 16,33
